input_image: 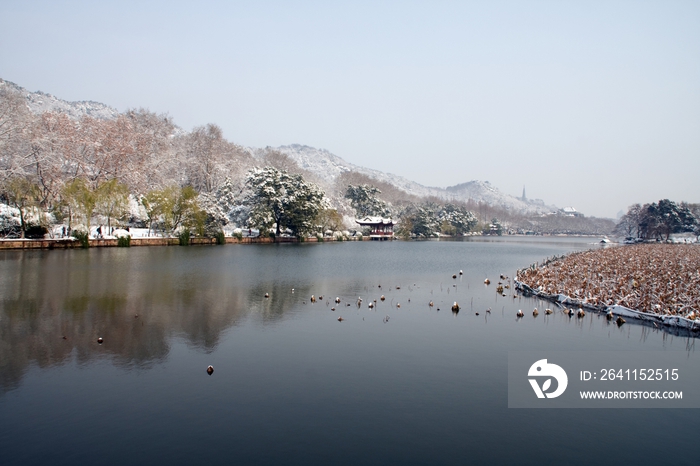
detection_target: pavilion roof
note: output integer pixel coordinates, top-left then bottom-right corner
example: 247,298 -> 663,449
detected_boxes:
356,216 -> 395,226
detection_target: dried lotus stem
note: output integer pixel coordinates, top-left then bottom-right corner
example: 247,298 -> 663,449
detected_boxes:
517,244 -> 700,318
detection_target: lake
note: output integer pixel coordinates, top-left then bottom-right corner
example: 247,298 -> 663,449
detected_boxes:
1,237 -> 698,465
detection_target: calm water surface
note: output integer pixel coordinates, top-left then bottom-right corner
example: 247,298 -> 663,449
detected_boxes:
0,237 -> 697,465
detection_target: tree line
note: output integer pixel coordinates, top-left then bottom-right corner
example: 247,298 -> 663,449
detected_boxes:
1,83 -> 616,240
615,199 -> 699,241
0,84 -> 484,240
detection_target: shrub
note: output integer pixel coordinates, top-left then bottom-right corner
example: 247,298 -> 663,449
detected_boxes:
25,225 -> 48,239
72,230 -> 90,248
117,236 -> 131,247
215,230 -> 226,245
178,230 -> 191,246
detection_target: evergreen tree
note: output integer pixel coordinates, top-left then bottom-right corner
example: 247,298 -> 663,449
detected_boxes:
244,167 -> 326,237
345,184 -> 391,218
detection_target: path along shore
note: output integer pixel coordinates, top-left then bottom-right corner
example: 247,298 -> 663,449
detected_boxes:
515,244 -> 700,330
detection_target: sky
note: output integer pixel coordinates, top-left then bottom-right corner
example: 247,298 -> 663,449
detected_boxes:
1,0 -> 698,218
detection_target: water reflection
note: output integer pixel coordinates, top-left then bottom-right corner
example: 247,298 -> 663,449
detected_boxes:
1,237 -> 692,395
0,249 -> 257,392
0,244 -> 396,392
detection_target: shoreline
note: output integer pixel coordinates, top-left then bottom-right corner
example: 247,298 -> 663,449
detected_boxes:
0,235 -> 371,250
0,233 -> 618,250
0,234 -> 640,250
514,280 -> 700,333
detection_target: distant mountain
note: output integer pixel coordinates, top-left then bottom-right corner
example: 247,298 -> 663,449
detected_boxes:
0,78 -> 120,120
443,180 -> 555,213
275,145 -> 558,214
3,78 -> 561,215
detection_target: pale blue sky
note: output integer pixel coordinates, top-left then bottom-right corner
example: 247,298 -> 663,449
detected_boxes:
1,0 -> 698,217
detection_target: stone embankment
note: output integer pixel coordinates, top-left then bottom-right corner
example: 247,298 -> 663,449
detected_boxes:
516,244 -> 700,330
0,235 -> 368,250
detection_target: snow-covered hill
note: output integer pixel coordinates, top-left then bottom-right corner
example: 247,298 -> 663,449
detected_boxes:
275,144 -> 558,214
1,78 -> 120,120
3,78 -> 560,215
444,180 -> 555,214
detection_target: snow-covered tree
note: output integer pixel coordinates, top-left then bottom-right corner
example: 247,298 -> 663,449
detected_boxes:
684,203 -> 700,241
637,199 -> 697,240
184,124 -> 226,193
0,86 -> 33,184
195,177 -> 248,233
197,191 -> 226,236
124,109 -> 177,193
614,204 -> 642,238
396,203 -> 439,238
396,202 -> 476,238
1,177 -> 42,238
345,184 -> 391,218
484,218 -> 503,236
215,178 -> 239,223
197,178 -> 241,236
244,167 -> 326,237
438,203 -> 477,235
0,203 -> 21,237
28,112 -> 76,206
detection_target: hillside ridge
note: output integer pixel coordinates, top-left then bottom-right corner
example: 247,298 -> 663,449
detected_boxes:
3,78 -> 560,215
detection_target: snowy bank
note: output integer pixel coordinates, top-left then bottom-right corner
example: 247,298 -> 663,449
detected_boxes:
515,280 -> 700,331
